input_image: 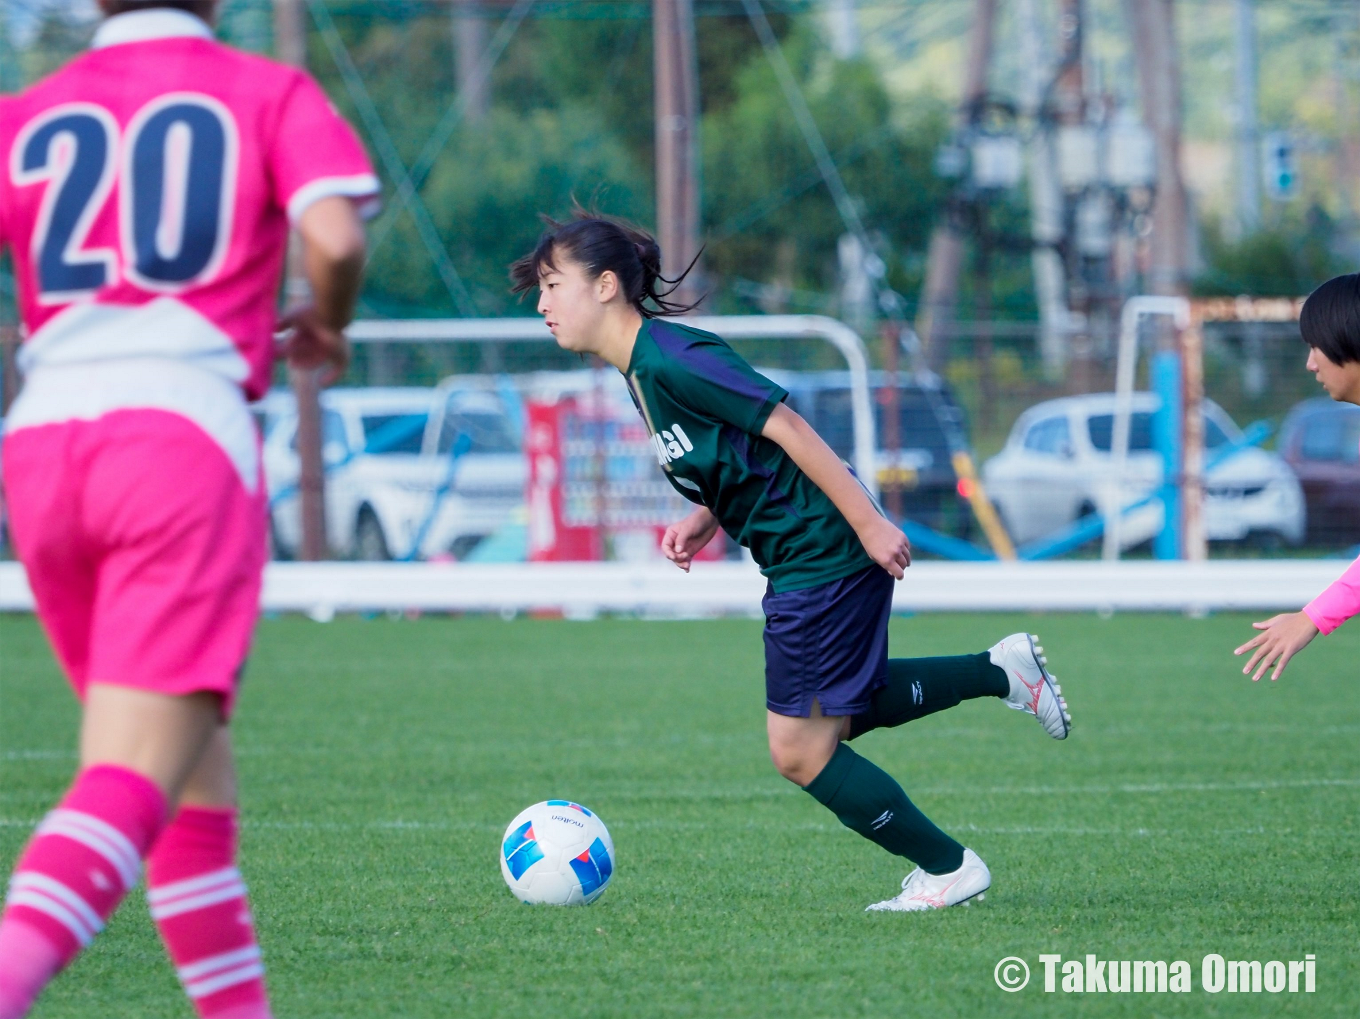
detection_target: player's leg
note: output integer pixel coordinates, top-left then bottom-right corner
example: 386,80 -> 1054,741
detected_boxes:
768,707 -> 967,875
147,727 -> 273,1019
0,687 -> 219,1019
0,410 -> 268,1017
850,634 -> 1071,741
847,652 -> 1009,739
762,567 -> 975,882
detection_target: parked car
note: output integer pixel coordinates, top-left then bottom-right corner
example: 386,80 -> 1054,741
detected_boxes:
1277,398 -> 1360,545
982,393 -> 1305,549
762,369 -> 975,535
263,380 -> 526,560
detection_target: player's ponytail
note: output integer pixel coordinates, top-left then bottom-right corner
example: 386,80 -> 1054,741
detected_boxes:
510,210 -> 703,318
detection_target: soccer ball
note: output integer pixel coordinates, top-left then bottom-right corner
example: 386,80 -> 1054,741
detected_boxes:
499,801 -> 614,905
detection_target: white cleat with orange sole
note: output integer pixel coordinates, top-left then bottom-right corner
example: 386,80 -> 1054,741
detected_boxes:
991,632 -> 1072,740
865,848 -> 992,912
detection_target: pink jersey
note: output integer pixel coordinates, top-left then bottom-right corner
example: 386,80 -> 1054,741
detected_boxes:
1305,555 -> 1360,635
0,8 -> 378,403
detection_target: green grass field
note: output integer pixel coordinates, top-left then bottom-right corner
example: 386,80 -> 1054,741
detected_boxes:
2,611 -> 1358,1018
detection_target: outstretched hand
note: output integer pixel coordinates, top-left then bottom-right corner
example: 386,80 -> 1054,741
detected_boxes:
1234,611 -> 1319,682
662,507 -> 722,572
859,515 -> 912,580
277,305 -> 350,387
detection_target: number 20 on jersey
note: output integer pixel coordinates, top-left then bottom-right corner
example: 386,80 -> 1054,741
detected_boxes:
10,94 -> 238,305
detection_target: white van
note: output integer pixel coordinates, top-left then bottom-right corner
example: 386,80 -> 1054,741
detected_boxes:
982,393 -> 1305,549
262,380 -> 526,560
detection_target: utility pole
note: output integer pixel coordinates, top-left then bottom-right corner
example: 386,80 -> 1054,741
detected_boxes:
1017,0 -> 1069,381
452,0 -> 489,124
1126,0 -> 1202,561
0,326 -> 17,416
1054,0 -> 1099,393
824,0 -> 859,60
275,0 -> 328,561
915,0 -> 996,371
1232,0 -> 1261,235
653,0 -> 702,307
1125,0 -> 1189,298
1336,8 -> 1360,263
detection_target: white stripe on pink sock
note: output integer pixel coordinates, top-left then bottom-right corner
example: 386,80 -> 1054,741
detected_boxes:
5,874 -> 103,945
35,810 -> 141,890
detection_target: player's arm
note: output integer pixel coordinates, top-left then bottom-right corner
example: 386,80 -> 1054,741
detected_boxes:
760,402 -> 911,579
1234,611 -> 1319,682
1235,554 -> 1360,680
278,195 -> 366,385
662,506 -> 721,573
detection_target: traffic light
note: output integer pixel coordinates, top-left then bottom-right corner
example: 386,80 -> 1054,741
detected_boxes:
1262,131 -> 1297,201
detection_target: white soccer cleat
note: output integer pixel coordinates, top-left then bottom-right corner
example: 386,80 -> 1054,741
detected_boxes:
865,848 -> 991,912
990,632 -> 1072,739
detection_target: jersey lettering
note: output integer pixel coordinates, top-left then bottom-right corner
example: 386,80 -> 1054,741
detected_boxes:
10,104 -> 118,304
653,423 -> 695,465
123,95 -> 237,289
8,95 -> 238,301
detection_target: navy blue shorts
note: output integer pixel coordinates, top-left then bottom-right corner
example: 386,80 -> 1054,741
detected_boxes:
762,564 -> 894,718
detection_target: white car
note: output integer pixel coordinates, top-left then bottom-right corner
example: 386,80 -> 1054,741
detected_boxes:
262,380 -> 526,560
982,393 -> 1305,549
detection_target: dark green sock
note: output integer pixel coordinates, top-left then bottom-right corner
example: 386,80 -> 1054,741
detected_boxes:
804,742 -> 964,874
849,652 -> 1008,739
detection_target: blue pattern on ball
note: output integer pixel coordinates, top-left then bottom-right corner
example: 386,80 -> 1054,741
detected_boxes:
503,820 -> 544,880
568,837 -> 613,898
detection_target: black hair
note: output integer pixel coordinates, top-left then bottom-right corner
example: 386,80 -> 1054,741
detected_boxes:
103,1 -> 216,18
509,210 -> 702,318
1300,273 -> 1360,366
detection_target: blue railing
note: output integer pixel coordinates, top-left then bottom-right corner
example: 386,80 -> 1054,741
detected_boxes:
900,419 -> 1275,562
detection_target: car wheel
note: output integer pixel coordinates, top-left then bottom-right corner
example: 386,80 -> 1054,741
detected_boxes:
1245,529 -> 1284,554
354,507 -> 391,561
450,534 -> 485,561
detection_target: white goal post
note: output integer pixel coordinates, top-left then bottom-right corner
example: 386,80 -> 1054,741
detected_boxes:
346,314 -> 880,499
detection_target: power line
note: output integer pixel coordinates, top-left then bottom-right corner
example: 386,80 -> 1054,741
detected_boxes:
364,0 -> 538,262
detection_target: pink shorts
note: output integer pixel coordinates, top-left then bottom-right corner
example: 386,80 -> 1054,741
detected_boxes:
4,409 -> 266,718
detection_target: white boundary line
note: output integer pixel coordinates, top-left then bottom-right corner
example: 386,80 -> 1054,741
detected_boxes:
0,560 -> 1346,614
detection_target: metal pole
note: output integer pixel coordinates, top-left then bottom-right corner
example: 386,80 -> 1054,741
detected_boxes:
1336,8 -> 1360,262
653,0 -> 702,307
823,0 -> 859,60
1232,0 -> 1261,235
0,326 -> 18,417
1126,0 -> 1199,559
1125,0 -> 1190,298
880,324 -> 902,522
1054,0 -> 1093,393
915,0 -> 996,371
1105,296 -> 1189,560
1017,0 -> 1070,381
452,0 -> 489,124
275,0 -> 328,562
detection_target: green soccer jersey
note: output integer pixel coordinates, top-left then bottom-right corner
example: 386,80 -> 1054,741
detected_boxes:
623,318 -> 874,592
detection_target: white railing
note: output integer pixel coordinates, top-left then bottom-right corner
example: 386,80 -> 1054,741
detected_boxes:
0,560 -> 1343,616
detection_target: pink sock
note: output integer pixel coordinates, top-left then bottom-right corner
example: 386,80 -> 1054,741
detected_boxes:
147,807 -> 271,1019
0,765 -> 166,1019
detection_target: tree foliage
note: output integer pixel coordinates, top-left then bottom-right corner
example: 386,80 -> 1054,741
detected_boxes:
305,6 -> 948,317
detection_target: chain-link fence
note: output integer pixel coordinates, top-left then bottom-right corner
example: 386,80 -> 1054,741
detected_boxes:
2,0 -> 1357,564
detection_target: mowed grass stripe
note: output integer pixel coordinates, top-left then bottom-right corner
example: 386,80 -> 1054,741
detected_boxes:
2,611 -> 1357,1018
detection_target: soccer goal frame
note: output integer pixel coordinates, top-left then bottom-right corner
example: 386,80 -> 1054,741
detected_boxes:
346,314 -> 880,499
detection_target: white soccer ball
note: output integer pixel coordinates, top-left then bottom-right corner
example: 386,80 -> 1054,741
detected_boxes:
499,800 -> 615,905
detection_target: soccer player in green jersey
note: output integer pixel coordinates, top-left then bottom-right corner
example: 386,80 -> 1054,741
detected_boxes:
511,214 -> 1073,911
